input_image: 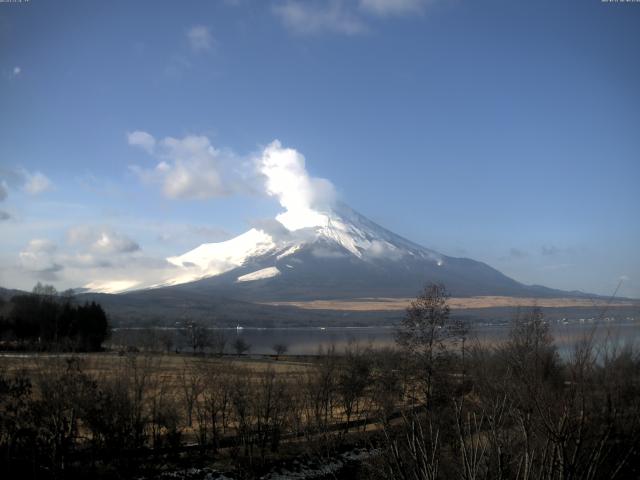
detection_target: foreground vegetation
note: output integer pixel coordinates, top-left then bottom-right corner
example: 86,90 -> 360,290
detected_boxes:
0,285 -> 639,479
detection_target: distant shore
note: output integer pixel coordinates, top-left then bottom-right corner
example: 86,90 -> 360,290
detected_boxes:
263,295 -> 640,311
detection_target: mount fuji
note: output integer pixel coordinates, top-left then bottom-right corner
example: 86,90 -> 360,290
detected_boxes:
78,140 -> 588,324
128,201 -> 566,302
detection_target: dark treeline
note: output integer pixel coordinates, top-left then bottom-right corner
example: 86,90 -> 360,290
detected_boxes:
0,283 -> 110,351
0,284 -> 639,479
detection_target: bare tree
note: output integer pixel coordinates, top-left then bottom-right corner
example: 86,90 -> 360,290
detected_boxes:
380,410 -> 441,480
183,320 -> 212,354
211,330 -> 227,356
158,330 -> 174,354
233,337 -> 251,356
396,283 -> 457,406
199,361 -> 234,451
178,362 -> 203,428
252,367 -> 292,459
272,343 -> 288,359
337,343 -> 371,433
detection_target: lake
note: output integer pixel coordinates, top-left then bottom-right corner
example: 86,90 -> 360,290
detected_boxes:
110,320 -> 640,358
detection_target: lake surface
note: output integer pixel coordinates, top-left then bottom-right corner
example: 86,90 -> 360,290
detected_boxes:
111,321 -> 640,358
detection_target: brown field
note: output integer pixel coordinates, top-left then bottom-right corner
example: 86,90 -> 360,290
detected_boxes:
0,352 -> 312,378
262,295 -> 639,311
0,352 -> 320,445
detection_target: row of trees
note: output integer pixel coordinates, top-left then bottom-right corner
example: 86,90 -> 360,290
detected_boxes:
108,324 -> 256,356
0,283 -> 110,351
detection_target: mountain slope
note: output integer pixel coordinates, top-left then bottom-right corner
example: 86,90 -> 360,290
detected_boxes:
147,203 -> 573,301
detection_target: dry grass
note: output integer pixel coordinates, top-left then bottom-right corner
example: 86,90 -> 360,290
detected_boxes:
262,296 -> 639,311
0,352 -> 312,381
0,352 -> 319,444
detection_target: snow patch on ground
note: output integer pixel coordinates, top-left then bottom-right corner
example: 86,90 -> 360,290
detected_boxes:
237,266 -> 280,283
276,244 -> 302,260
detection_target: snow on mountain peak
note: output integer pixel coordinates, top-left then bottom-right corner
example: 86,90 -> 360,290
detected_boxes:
80,201 -> 445,294
165,228 -> 277,284
160,201 -> 444,288
81,141 -> 444,294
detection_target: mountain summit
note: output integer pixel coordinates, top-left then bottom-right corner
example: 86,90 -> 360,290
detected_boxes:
83,140 -> 569,300
152,202 -> 563,301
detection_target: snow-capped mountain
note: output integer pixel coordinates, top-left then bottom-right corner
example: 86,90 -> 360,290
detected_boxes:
82,139 -> 568,300
149,202 -> 561,301
163,202 -> 442,285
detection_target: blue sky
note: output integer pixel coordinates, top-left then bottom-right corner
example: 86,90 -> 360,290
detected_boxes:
0,0 -> 639,297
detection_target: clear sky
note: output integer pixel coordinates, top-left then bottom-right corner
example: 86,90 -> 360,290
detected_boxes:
1,0 -> 639,297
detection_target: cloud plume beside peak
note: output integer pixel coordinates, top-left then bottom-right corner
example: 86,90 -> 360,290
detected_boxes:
128,133 -> 338,230
256,140 -> 336,231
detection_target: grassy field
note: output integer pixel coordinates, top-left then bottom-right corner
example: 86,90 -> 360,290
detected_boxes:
262,295 -> 640,311
0,351 -> 313,380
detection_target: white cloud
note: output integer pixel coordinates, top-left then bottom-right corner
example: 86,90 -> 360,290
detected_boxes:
130,134 -> 229,200
19,239 -> 62,276
187,25 -> 213,51
127,130 -> 156,153
4,222 -> 187,293
273,0 -> 440,35
23,171 -> 53,195
64,254 -> 176,293
12,66 -> 21,76
1,168 -> 53,196
256,140 -> 336,230
161,136 -> 228,198
11,227 -> 158,290
67,225 -> 140,254
360,0 -> 431,16
93,232 -> 140,254
273,0 -> 366,35
129,132 -> 338,229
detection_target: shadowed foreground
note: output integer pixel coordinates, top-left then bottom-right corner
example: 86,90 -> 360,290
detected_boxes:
1,301 -> 639,479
